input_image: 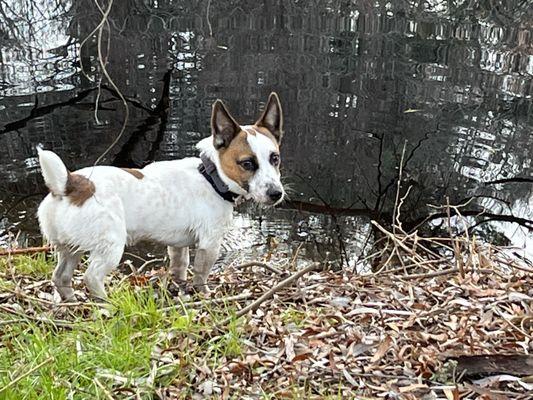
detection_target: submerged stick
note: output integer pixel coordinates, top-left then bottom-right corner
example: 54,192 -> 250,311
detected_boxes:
220,262 -> 320,325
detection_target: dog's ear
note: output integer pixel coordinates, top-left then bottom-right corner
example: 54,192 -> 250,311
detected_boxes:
211,100 -> 240,149
256,92 -> 283,144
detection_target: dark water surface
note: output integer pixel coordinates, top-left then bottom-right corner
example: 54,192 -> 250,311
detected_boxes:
1,0 -> 532,266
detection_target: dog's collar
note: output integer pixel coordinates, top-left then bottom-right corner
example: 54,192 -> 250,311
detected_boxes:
198,155 -> 240,204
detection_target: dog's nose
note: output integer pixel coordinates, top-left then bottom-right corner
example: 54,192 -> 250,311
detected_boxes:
267,188 -> 283,202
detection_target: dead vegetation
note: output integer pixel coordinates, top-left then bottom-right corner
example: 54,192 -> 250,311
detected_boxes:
0,216 -> 532,398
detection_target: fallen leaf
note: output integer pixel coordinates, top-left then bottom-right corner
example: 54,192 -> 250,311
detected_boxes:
370,336 -> 392,363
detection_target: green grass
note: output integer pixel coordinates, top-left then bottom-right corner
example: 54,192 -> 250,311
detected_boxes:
0,256 -> 247,400
0,255 -> 350,399
0,252 -> 53,278
280,307 -> 308,327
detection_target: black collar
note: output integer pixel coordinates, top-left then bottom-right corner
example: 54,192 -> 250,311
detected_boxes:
198,155 -> 240,203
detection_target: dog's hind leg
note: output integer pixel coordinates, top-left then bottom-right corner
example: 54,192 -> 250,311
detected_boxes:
168,246 -> 189,284
83,244 -> 124,300
53,248 -> 82,301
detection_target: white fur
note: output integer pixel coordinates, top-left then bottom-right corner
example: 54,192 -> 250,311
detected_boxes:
243,126 -> 284,204
39,147 -> 233,299
37,147 -> 68,196
196,125 -> 285,204
39,130 -> 284,301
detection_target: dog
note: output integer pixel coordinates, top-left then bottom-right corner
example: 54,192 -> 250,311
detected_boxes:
37,92 -> 285,301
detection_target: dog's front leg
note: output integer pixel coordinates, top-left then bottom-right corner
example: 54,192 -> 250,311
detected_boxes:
192,245 -> 220,294
168,246 -> 189,284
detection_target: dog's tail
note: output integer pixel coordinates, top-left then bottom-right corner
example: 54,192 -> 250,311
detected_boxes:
37,146 -> 68,196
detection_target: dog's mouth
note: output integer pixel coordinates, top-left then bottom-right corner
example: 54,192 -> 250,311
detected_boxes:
249,192 -> 285,207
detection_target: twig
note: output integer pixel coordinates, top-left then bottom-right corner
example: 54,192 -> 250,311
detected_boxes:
92,0 -> 129,166
378,259 -> 439,275
0,356 -> 54,393
445,197 -> 465,278
220,263 -> 320,325
232,261 -> 283,275
0,304 -> 80,328
137,258 -> 164,274
206,0 -> 213,37
7,289 -> 101,308
161,292 -> 253,311
0,318 -> 28,326
371,221 -> 422,260
399,268 -> 461,280
0,246 -> 51,256
399,268 -> 493,281
393,141 -> 407,231
492,307 -> 533,339
93,376 -> 115,400
494,257 -> 533,274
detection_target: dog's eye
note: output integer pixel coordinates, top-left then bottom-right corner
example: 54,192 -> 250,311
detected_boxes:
239,159 -> 257,171
270,153 -> 280,166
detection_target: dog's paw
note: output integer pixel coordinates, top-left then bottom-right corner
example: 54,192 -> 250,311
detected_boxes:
61,295 -> 78,304
54,290 -> 77,304
167,279 -> 189,296
192,284 -> 212,297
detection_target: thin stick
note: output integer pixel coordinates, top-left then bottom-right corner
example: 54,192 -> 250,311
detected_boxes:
0,318 -> 28,326
371,221 -> 422,259
93,376 -> 115,400
220,263 -> 320,325
399,268 -> 493,281
7,289 -> 101,308
137,258 -> 164,274
446,197 -> 465,278
162,292 -> 253,311
0,356 -> 54,393
495,257 -> 533,274
232,261 -> 282,275
92,0 -> 129,166
400,268 -> 460,280
392,141 -> 407,231
206,0 -> 213,37
0,304 -> 78,328
0,246 -> 51,256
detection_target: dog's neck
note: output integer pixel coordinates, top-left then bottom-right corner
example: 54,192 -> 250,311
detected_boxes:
198,155 -> 240,203
196,136 -> 249,199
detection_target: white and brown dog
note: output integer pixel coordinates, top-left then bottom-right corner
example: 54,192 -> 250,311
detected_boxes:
37,93 -> 285,300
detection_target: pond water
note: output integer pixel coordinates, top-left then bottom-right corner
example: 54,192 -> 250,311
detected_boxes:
1,0 -> 532,267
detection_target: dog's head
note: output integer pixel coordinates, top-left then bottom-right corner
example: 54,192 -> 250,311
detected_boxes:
199,93 -> 285,205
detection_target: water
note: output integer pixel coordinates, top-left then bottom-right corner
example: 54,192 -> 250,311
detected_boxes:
1,0 -> 532,266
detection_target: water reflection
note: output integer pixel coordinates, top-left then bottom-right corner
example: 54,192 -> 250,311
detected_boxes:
1,0 -> 532,264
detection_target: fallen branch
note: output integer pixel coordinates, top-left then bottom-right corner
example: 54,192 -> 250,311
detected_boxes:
453,354 -> 533,377
220,262 -> 321,325
0,246 -> 51,257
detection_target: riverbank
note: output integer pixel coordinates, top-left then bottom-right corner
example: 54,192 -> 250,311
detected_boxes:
0,225 -> 531,399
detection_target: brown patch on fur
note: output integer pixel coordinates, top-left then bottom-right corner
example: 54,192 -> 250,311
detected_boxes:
65,173 -> 95,206
121,168 -> 144,179
218,130 -> 255,189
